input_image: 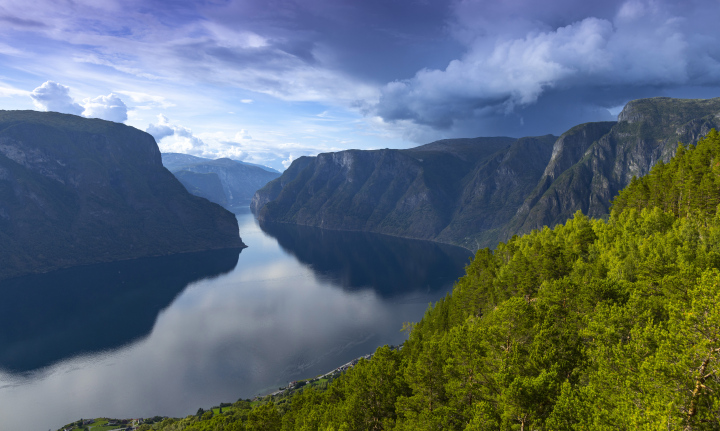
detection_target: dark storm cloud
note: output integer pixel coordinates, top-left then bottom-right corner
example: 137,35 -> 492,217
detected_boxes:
371,0 -> 720,138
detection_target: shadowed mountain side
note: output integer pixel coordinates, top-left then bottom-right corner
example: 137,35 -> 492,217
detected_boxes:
258,220 -> 472,298
0,111 -> 244,280
252,136 -> 555,248
0,248 -> 241,373
174,170 -> 228,208
435,135 -> 557,248
252,137 -> 523,239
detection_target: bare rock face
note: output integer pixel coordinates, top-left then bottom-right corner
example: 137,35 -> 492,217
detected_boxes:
0,110 -> 245,281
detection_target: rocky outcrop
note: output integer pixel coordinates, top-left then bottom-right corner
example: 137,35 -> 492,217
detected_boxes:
0,111 -> 245,281
162,153 -> 280,210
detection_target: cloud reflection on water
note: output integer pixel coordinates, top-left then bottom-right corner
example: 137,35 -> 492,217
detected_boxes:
0,212 -> 470,431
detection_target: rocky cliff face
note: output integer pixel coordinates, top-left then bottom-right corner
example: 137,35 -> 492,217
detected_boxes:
0,111 -> 245,280
507,97 -> 720,243
162,153 -> 280,210
252,97 -> 720,250
251,136 -> 547,243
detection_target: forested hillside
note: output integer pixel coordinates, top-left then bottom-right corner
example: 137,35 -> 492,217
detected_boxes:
125,130 -> 720,430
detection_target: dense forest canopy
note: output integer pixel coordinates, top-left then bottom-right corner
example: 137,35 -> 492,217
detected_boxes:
88,130 -> 720,430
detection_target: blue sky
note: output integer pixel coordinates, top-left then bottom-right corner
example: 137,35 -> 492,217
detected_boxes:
1,0 -> 720,171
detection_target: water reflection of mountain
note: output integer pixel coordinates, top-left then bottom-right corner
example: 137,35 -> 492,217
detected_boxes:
0,248 -> 241,373
259,221 -> 473,297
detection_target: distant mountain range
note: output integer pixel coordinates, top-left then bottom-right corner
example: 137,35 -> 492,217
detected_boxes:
162,153 -> 280,211
0,111 -> 245,281
252,97 -> 720,250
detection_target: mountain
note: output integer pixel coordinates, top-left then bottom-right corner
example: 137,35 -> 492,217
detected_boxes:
504,97 -> 720,242
0,111 -> 245,281
162,153 -> 280,210
174,170 -> 228,208
252,97 -> 720,250
251,136 -> 529,243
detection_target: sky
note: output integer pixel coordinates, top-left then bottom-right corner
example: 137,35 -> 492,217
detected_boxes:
1,0 -> 720,171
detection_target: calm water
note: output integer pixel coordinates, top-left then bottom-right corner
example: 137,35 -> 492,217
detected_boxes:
0,210 -> 472,431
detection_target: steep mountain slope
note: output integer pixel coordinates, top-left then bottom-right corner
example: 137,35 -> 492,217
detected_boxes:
162,153 -> 280,209
252,136 -> 552,242
0,111 -> 244,281
253,97 -> 720,250
507,97 -> 720,242
433,135 -> 557,247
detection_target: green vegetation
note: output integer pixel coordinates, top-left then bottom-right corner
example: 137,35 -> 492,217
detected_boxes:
59,418 -> 136,431
64,129 -> 720,430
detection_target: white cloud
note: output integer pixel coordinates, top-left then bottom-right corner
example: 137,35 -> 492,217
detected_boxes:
235,129 -> 252,140
81,93 -> 128,122
146,114 -> 205,151
144,121 -> 344,171
29,81 -> 129,123
0,82 -> 29,98
30,81 -> 83,115
146,114 -> 175,141
281,154 -> 294,169
115,91 -> 175,109
201,21 -> 269,49
240,99 -> 253,104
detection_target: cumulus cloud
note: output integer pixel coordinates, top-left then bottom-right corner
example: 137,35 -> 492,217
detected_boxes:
146,115 -> 175,141
30,81 -> 83,115
81,93 -> 128,122
146,115 -> 205,151
281,154 -> 294,169
235,129 -> 252,140
29,81 -> 130,123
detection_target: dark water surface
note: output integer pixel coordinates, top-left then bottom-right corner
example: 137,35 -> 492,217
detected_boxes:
0,210 -> 472,431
